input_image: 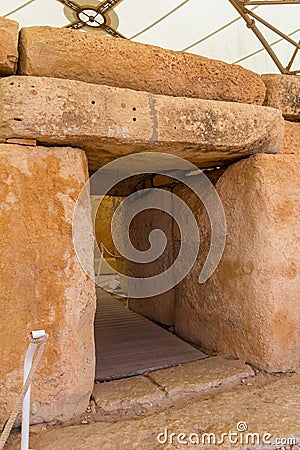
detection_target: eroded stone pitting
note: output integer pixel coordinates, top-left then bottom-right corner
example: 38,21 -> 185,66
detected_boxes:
5,370 -> 300,450
0,76 -> 284,172
18,26 -> 266,104
0,17 -> 19,76
0,144 -> 96,427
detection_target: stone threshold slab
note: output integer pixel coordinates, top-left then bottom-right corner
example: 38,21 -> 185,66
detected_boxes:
0,76 -> 284,172
92,357 -> 254,415
17,373 -> 299,450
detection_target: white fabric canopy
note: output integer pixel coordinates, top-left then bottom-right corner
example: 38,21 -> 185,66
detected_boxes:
1,0 -> 300,74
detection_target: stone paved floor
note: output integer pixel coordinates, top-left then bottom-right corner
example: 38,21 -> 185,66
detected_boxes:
5,357 -> 300,450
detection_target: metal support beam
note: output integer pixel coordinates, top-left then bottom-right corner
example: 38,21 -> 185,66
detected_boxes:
228,0 -> 300,74
58,0 -> 125,36
244,1 -> 300,4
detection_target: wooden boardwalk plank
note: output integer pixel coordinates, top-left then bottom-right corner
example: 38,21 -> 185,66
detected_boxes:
94,290 -> 207,381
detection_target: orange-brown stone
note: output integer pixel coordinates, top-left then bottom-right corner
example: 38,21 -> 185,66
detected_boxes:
0,17 -> 19,75
0,76 -> 284,171
19,26 -> 266,105
127,193 -> 176,326
280,121 -> 300,155
175,154 -> 300,372
0,144 -> 96,427
263,74 -> 300,121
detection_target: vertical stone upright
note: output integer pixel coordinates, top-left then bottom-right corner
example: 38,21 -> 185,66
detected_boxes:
175,75 -> 300,372
175,154 -> 300,372
0,144 -> 96,427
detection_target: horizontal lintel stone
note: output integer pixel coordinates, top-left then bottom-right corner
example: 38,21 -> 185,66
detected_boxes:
0,76 -> 284,172
18,26 -> 266,105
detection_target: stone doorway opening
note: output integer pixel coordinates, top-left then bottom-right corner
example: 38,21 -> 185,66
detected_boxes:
90,187 -> 208,382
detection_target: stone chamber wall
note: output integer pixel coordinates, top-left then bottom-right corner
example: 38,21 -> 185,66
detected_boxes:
0,16 -> 299,427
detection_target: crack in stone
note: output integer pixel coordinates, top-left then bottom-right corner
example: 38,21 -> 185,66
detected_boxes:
148,94 -> 158,146
143,373 -> 167,395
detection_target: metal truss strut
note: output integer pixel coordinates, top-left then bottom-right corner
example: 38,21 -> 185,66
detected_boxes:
229,0 -> 300,74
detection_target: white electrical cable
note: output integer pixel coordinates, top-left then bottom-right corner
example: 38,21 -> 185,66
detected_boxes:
0,330 -> 48,450
21,345 -> 36,450
21,330 -> 46,450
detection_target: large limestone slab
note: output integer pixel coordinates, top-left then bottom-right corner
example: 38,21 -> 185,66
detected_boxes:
19,26 -> 266,105
175,154 -> 300,372
0,144 -> 96,427
93,376 -> 165,413
263,74 -> 300,121
149,357 -> 254,401
6,374 -> 300,449
0,76 -> 284,171
92,358 -> 253,416
0,17 -> 19,75
280,121 -> 300,154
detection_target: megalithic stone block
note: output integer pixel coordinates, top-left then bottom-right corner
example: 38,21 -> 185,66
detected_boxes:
175,153 -> 300,372
280,121 -> 300,155
0,76 -> 284,172
18,26 -> 266,105
0,17 -> 19,75
0,144 -> 96,427
262,74 -> 300,121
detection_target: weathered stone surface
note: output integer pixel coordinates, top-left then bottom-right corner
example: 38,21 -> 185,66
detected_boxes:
175,154 -> 300,372
91,195 -> 124,256
0,144 -> 96,427
280,121 -> 300,154
93,376 -> 165,413
263,74 -> 300,121
91,195 -> 123,273
149,357 -> 254,401
0,76 -> 284,171
122,190 -> 176,326
0,17 -> 19,75
92,358 -> 253,416
6,373 -> 300,449
19,26 -> 266,105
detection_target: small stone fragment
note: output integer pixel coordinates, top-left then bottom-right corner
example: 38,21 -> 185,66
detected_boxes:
0,17 -> 19,75
280,121 -> 300,154
263,74 -> 300,121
